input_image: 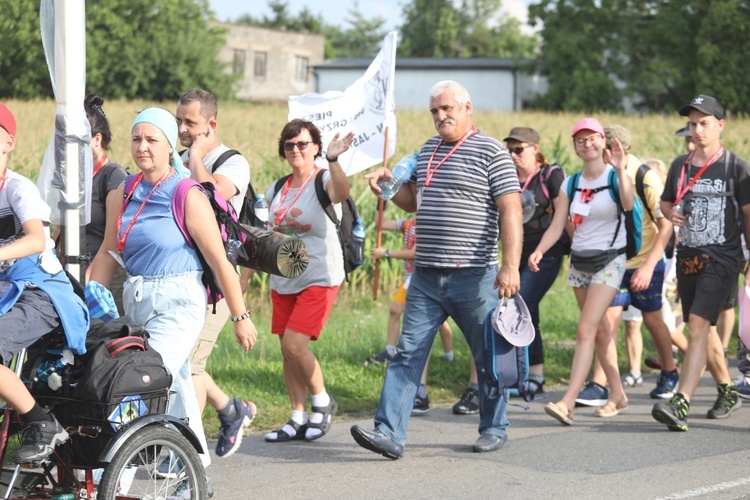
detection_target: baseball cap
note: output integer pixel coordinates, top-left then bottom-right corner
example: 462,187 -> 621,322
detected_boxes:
0,104 -> 16,137
604,124 -> 632,153
503,127 -> 539,144
678,94 -> 724,120
491,294 -> 535,347
675,121 -> 691,137
571,117 -> 604,137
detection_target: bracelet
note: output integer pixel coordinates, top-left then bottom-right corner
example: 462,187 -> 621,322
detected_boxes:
231,310 -> 252,323
326,156 -> 339,163
385,249 -> 391,259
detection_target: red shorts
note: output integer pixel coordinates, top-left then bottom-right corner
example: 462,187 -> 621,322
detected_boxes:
271,286 -> 340,340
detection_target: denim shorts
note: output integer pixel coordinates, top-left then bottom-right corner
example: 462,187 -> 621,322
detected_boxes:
610,259 -> 665,313
567,253 -> 627,290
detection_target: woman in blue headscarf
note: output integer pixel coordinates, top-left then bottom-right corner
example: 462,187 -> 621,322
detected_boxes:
88,108 -> 257,470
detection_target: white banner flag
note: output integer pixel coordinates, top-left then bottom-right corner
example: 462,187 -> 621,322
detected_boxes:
288,31 -> 397,176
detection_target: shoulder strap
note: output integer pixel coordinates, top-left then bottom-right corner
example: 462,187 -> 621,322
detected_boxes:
313,169 -> 339,227
566,171 -> 582,203
171,178 -> 202,248
212,149 -> 241,172
636,164 -> 656,223
123,174 -> 138,199
272,175 -> 291,202
607,169 -> 625,248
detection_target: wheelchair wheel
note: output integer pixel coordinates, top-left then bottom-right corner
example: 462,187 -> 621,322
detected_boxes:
97,425 -> 206,500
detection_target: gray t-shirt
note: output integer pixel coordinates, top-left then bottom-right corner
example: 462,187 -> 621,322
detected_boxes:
266,169 -> 345,294
181,144 -> 250,213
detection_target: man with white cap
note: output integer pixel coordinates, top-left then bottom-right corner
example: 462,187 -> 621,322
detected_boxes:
653,94 -> 750,431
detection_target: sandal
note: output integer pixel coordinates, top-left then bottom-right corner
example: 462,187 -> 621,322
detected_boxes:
545,401 -> 574,426
305,398 -> 338,441
594,397 -> 629,418
264,419 -> 307,442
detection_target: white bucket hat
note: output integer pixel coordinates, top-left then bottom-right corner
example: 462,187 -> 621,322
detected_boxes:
491,294 -> 535,347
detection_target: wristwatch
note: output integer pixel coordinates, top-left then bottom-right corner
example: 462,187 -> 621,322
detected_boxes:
231,310 -> 252,323
385,249 -> 391,259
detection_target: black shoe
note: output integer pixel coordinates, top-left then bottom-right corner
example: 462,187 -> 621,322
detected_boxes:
652,393 -> 689,432
453,388 -> 480,415
350,425 -> 403,460
411,394 -> 430,416
707,383 -> 742,419
13,415 -> 69,464
472,433 -> 507,453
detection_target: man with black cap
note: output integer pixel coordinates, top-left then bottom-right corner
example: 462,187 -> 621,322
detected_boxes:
652,94 -> 750,431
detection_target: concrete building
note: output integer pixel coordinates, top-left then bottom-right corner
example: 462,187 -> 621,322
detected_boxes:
217,24 -> 325,102
313,58 -> 547,111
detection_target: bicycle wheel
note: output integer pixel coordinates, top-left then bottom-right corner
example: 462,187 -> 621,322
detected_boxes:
97,425 -> 206,500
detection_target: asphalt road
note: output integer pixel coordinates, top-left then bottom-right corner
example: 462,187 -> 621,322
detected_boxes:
206,365 -> 750,500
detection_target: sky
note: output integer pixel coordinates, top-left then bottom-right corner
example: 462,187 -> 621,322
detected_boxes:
208,0 -> 534,32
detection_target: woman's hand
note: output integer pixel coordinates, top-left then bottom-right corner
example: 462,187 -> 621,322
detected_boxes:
607,137 -> 627,172
233,317 -> 258,353
326,131 -> 355,161
371,247 -> 386,259
528,251 -> 543,272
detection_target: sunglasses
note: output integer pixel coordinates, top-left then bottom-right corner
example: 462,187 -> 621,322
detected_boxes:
283,140 -> 312,152
508,144 -> 533,155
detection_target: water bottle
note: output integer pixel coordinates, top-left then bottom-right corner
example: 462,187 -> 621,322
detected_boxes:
226,238 -> 243,265
34,349 -> 73,390
377,153 -> 419,200
253,194 -> 269,230
351,218 -> 366,266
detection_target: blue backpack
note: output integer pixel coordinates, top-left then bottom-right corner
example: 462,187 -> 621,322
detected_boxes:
566,169 -> 643,259
482,309 -> 535,402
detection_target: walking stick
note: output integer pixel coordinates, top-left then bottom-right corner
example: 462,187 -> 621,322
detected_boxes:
373,127 -> 389,300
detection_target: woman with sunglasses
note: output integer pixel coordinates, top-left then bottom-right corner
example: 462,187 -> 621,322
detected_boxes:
528,118 -> 634,425
503,127 -> 569,394
264,119 -> 354,443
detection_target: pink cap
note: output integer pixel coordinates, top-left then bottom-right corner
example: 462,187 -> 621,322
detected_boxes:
0,103 -> 16,137
571,117 -> 604,137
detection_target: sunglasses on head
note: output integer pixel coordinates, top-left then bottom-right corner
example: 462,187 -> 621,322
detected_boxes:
283,140 -> 312,152
508,144 -> 533,155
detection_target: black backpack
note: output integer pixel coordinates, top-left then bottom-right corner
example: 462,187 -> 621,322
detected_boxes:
273,170 -> 362,276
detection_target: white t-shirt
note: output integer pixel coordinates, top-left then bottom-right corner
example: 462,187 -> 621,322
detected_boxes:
181,144 -> 250,213
563,166 -> 628,253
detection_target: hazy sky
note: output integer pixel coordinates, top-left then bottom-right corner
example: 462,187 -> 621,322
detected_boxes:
208,0 -> 533,32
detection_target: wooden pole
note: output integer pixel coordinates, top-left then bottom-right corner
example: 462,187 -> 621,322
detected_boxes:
373,126 -> 389,300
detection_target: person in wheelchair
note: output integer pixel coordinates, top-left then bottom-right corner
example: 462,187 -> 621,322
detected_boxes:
0,103 -> 90,464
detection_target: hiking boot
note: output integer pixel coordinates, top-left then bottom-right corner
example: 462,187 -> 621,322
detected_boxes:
575,381 -> 608,407
13,414 -> 69,464
650,369 -> 679,399
216,398 -> 257,458
706,383 -> 742,419
622,370 -> 643,387
155,454 -> 184,479
411,394 -> 430,415
365,349 -> 394,366
652,393 -> 689,431
734,376 -> 750,400
452,388 -> 480,415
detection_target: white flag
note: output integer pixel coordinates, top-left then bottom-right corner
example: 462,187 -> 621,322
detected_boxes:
288,31 -> 397,176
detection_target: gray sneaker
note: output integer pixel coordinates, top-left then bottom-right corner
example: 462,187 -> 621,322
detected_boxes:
13,415 -> 69,464
735,376 -> 750,400
706,383 -> 742,419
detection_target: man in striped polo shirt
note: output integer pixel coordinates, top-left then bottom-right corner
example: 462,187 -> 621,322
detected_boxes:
351,80 -> 523,458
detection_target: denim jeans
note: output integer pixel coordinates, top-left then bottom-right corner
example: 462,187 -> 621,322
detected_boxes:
123,271 -> 210,467
373,265 -> 506,445
519,255 -> 563,366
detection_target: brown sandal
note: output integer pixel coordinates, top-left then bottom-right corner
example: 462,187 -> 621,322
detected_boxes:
545,401 -> 574,426
594,397 -> 629,418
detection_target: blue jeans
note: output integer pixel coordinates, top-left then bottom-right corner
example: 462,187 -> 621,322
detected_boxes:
374,265 -> 507,445
519,255 -> 563,366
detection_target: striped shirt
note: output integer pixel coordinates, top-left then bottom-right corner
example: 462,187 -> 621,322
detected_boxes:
411,131 -> 520,268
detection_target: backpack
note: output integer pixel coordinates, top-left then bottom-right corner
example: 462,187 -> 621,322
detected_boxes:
481,308 -> 535,402
273,169 -> 362,276
123,175 -> 248,313
567,169 -> 643,259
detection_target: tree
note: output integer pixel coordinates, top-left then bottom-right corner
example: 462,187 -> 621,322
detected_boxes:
399,0 -> 461,57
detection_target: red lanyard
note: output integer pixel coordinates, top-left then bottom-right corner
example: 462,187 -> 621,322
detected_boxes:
93,156 -> 107,177
424,126 -> 476,187
272,167 -> 318,228
0,168 -> 7,194
675,147 -> 724,206
116,169 -> 172,252
520,166 -> 539,193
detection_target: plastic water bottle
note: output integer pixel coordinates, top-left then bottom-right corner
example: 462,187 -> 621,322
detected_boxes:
377,153 -> 419,200
34,349 -> 73,390
351,218 -> 366,266
226,238 -> 243,265
253,194 -> 269,230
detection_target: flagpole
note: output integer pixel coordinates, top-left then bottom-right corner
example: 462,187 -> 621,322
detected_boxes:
373,126 -> 389,300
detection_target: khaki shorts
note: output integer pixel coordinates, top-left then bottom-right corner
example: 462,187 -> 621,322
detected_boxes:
567,253 -> 627,290
189,298 -> 230,376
